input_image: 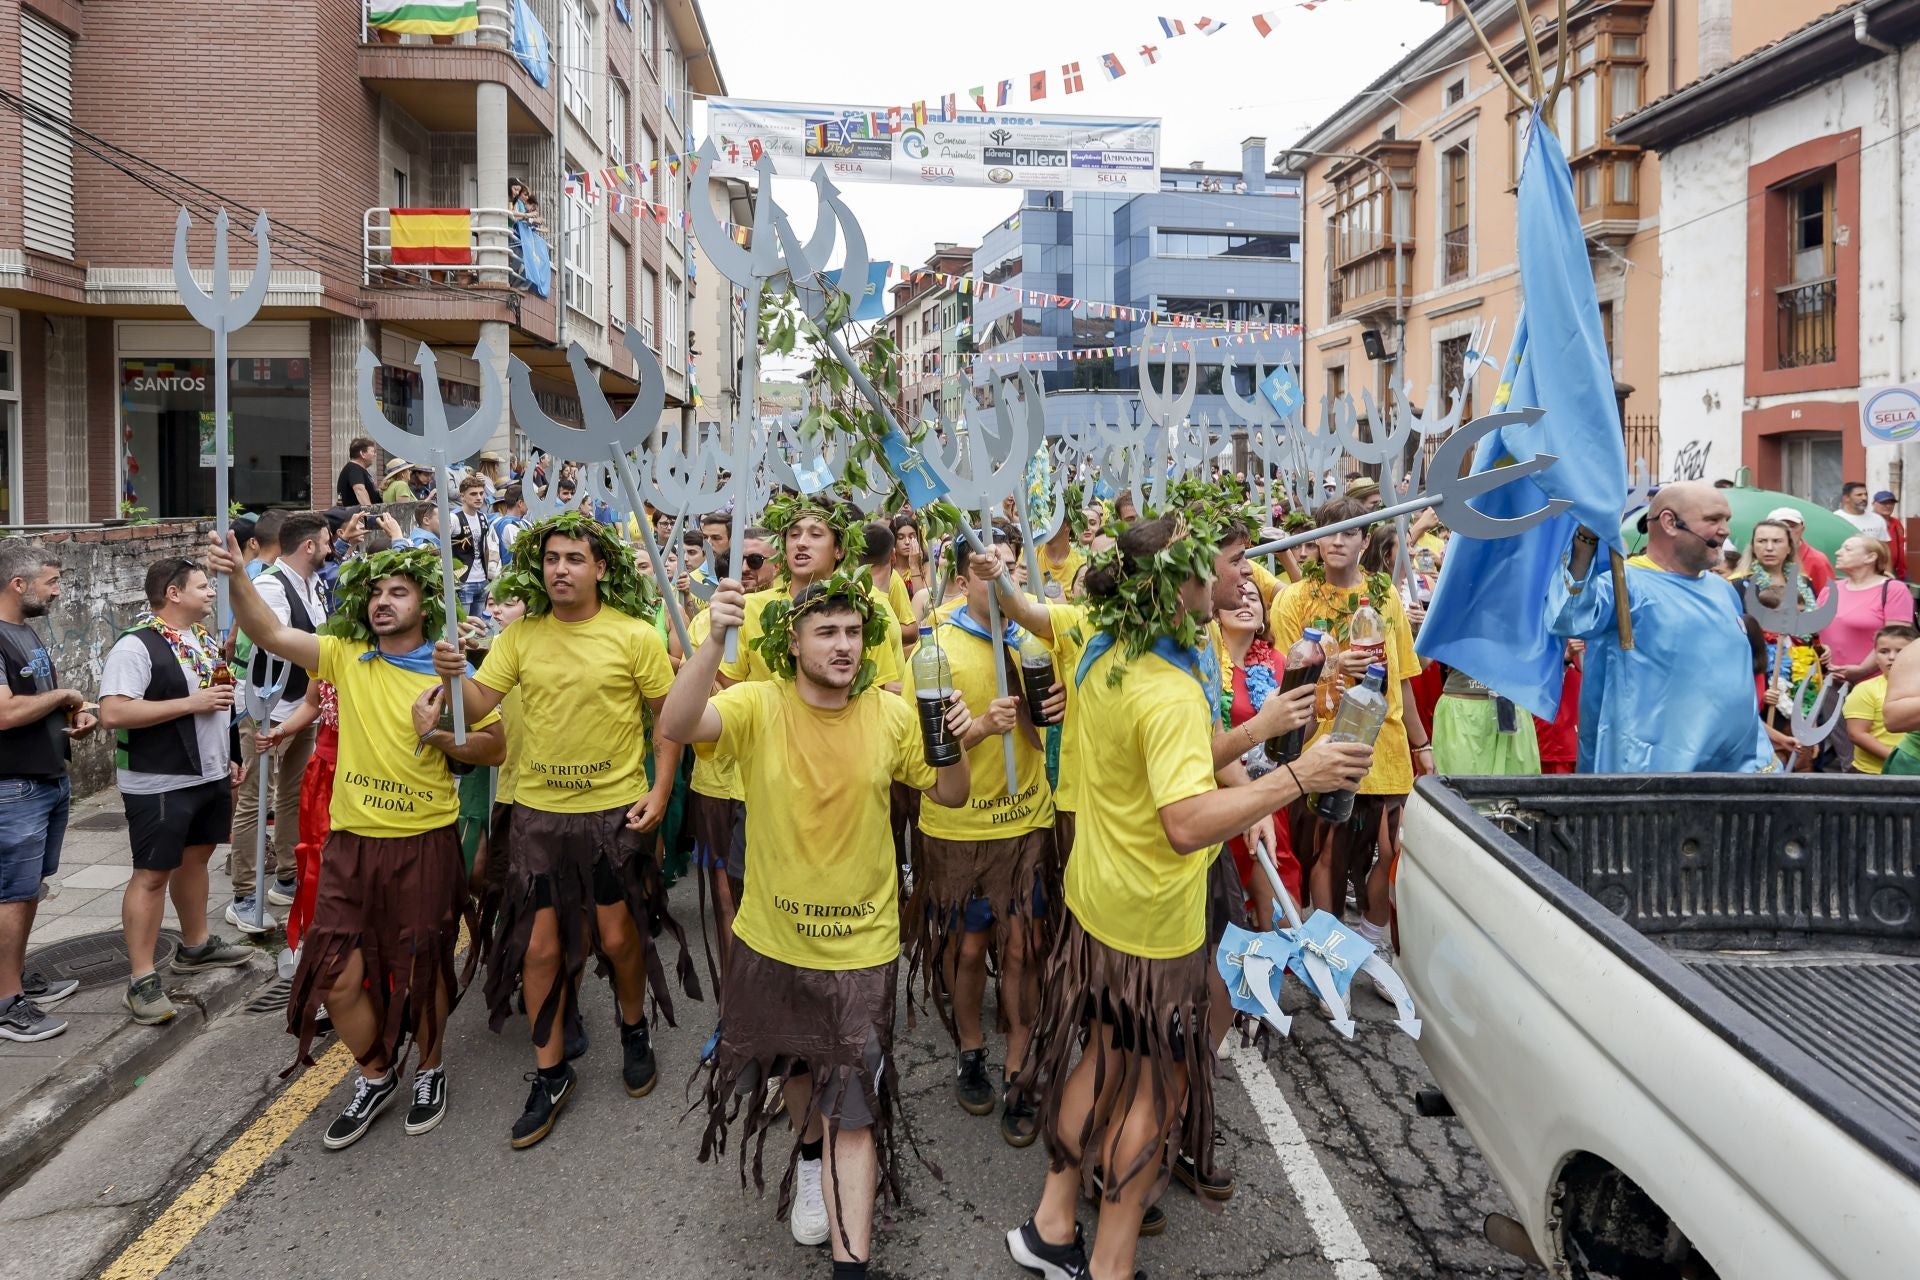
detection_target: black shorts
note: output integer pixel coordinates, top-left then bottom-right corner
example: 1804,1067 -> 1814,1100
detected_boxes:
125,780 -> 232,873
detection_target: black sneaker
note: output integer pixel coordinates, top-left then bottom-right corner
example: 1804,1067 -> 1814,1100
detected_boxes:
1005,1217 -> 1087,1280
510,1067 -> 574,1149
322,1072 -> 400,1151
1001,1073 -> 1039,1148
0,994 -> 66,1043
956,1046 -> 995,1116
1084,1171 -> 1167,1237
22,970 -> 78,1007
620,1019 -> 657,1097
1172,1150 -> 1236,1201
404,1067 -> 448,1136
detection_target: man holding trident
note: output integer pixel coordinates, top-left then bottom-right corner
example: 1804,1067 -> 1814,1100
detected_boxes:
437,510 -> 697,1150
662,565 -> 973,1278
208,534 -> 503,1150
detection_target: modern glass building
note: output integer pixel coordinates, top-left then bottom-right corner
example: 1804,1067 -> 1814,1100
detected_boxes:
969,137 -> 1301,436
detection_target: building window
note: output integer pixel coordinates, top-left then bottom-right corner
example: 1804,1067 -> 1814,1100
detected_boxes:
560,0 -> 594,126
1154,230 -> 1298,260
121,356 -> 313,519
640,0 -> 655,64
1438,335 -> 1475,424
641,126 -> 657,191
609,235 -> 629,328
1777,170 -> 1838,369
1329,143 -> 1416,314
608,78 -> 630,165
1779,431 -> 1843,505
21,14 -> 75,260
1597,299 -> 1616,368
0,310 -> 17,526
562,187 -> 594,317
641,266 -> 659,348
1445,76 -> 1466,107
662,39 -> 679,117
1442,143 -> 1470,284
1504,11 -> 1647,210
665,269 -> 684,371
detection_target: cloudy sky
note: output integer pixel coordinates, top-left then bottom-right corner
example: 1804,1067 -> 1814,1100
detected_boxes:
692,0 -> 1446,270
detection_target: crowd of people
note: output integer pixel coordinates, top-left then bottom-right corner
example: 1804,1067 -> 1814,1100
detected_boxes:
2,444 -> 1917,1280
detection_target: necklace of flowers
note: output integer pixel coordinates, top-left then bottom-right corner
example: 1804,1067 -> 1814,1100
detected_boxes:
1219,637 -> 1280,727
132,612 -> 219,688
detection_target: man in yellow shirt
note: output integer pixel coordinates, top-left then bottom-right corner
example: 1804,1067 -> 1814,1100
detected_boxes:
210,536 -> 504,1151
441,511 -> 692,1150
913,535 -> 1054,1146
662,568 -> 972,1273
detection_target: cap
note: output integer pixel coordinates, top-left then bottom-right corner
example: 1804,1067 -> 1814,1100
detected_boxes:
1366,662 -> 1388,681
1765,506 -> 1806,525
383,458 -> 411,480
1875,490 -> 1896,504
479,450 -> 504,463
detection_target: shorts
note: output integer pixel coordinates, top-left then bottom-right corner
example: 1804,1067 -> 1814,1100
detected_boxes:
125,780 -> 232,872
960,877 -> 1049,933
0,774 -> 71,903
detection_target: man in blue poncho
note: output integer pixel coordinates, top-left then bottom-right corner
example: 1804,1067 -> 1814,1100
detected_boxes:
1551,480 -> 1773,773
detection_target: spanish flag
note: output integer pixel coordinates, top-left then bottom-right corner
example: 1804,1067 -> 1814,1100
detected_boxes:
389,209 -> 472,265
367,1 -> 478,35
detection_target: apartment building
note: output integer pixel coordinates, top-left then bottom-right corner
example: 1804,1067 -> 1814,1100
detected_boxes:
1287,0 -> 1829,482
0,0 -> 720,527
689,170 -> 751,439
877,243 -> 974,423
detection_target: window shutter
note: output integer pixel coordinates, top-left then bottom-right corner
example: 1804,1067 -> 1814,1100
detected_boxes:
21,14 -> 75,260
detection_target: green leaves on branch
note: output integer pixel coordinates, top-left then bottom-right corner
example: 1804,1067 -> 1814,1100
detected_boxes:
319,545 -> 450,645
751,564 -> 891,696
501,511 -> 659,622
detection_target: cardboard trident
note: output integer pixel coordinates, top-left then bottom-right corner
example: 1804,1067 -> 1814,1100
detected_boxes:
1745,565 -> 1847,747
174,208 -> 272,631
507,326 -> 695,658
353,343 -> 504,744
241,654 -> 289,936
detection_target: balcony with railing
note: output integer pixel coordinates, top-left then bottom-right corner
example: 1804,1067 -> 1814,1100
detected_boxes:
1442,227 -> 1470,284
362,206 -> 557,336
1776,278 -> 1837,370
360,0 -> 554,134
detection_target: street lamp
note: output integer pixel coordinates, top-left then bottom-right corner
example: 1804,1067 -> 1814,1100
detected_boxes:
1276,147 -> 1409,419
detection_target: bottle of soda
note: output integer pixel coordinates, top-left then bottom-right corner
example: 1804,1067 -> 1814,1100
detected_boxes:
1266,626 -> 1328,765
1016,630 -> 1058,727
910,626 -> 964,767
1347,597 -> 1386,673
210,662 -> 236,688
1309,663 -> 1389,825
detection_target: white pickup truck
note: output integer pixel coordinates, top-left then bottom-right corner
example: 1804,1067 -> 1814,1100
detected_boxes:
1396,775 -> 1920,1280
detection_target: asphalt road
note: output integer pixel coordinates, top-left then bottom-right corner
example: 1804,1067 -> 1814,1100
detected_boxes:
11,885 -> 1542,1280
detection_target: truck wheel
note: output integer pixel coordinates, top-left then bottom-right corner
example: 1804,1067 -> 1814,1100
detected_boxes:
1555,1153 -> 1721,1280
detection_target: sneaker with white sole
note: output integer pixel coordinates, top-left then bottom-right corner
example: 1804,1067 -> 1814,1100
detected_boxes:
323,1073 -> 399,1150
1005,1217 -> 1088,1280
0,994 -> 66,1043
125,973 -> 177,1025
172,935 -> 254,972
21,969 -> 78,1007
405,1067 -> 448,1135
789,1154 -> 830,1246
225,896 -> 275,935
266,877 -> 297,907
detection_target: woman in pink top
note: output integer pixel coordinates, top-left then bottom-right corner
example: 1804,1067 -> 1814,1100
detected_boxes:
1827,535 -> 1916,682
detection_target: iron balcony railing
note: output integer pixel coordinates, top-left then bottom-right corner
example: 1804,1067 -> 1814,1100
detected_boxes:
1776,277 -> 1838,369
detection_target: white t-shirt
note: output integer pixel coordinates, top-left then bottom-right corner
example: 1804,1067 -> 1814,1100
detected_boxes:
99,631 -> 231,795
1835,507 -> 1893,541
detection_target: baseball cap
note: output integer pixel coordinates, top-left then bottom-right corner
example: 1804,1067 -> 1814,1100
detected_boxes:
1874,490 -> 1896,504
1765,506 -> 1806,525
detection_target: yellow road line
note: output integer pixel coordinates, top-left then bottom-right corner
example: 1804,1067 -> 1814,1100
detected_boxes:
99,1041 -> 354,1280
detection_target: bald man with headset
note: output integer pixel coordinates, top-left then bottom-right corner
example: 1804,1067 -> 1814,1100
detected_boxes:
1549,481 -> 1773,774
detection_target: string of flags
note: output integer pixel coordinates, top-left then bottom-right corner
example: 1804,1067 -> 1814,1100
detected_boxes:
887,267 -> 1289,334
971,325 -> 1298,366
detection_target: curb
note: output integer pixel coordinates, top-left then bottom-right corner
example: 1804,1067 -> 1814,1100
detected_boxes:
0,957 -> 274,1195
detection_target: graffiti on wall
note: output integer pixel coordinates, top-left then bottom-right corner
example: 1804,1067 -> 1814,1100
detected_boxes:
1670,439 -> 1713,482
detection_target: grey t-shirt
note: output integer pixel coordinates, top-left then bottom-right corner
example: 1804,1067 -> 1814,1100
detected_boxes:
99,631 -> 230,795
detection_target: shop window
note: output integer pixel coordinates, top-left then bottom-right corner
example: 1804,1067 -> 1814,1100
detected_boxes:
121,357 -> 312,519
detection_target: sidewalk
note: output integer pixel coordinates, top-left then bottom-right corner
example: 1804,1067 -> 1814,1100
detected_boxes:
0,787 -> 276,1192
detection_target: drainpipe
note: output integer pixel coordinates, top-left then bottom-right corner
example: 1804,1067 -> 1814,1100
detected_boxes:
1856,7 -> 1905,498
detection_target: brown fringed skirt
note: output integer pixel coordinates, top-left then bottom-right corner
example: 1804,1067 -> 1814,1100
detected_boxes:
694,943 -> 913,1249
1026,909 -> 1213,1205
903,829 -> 1052,1043
286,826 -> 470,1074
1289,793 -> 1407,918
482,802 -> 700,1046
686,790 -> 742,996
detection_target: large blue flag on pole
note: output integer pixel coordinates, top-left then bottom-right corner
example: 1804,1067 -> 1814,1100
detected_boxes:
1415,113 -> 1627,720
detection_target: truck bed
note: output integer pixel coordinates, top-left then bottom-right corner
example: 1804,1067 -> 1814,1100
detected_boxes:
1422,774 -> 1920,1185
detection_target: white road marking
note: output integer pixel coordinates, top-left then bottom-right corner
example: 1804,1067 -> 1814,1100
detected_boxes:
1231,1042 -> 1383,1279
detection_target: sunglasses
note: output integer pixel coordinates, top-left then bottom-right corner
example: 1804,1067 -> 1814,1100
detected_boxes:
741,553 -> 767,571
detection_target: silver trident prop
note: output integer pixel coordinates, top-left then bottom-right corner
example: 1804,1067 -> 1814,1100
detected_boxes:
651,435 -> 729,603
1743,561 -> 1845,748
242,654 -> 289,936
353,342 -> 504,745
1246,409 -> 1570,560
507,325 -> 696,658
174,208 -> 271,632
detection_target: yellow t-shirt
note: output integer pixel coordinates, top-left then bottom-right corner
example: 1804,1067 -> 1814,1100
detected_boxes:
1062,644 -> 1218,959
1271,579 -> 1419,795
885,571 -> 916,629
494,685 -> 525,806
473,606 -> 674,812
1041,602 -> 1090,813
718,585 -> 905,690
714,681 -> 935,969
317,637 -> 501,838
1844,676 -> 1897,774
1038,545 -> 1086,601
685,608 -> 740,801
916,615 -> 1054,841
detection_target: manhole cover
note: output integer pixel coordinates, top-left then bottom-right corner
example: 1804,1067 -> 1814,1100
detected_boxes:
69,811 -> 129,831
25,929 -> 179,991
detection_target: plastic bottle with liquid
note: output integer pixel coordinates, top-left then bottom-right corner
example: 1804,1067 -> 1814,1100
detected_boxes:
1309,663 -> 1389,825
1347,597 -> 1386,673
1016,631 -> 1058,727
1266,626 -> 1328,765
911,627 -> 964,767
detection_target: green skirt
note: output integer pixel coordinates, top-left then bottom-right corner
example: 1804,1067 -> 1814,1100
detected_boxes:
456,766 -> 494,872
1432,694 -> 1542,776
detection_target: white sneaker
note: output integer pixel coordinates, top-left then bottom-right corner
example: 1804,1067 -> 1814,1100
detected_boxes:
789,1154 -> 830,1246
225,896 -> 276,935
1365,941 -> 1398,999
